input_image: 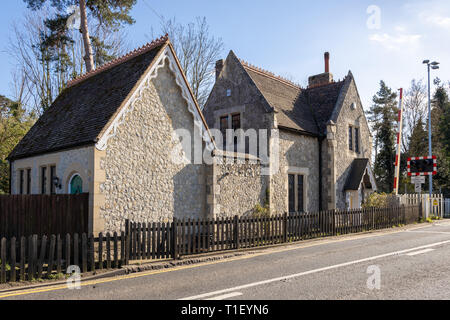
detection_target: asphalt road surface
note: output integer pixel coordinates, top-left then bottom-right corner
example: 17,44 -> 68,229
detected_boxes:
2,221 -> 450,300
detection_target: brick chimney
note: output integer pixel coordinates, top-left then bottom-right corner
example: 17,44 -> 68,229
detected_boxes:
308,52 -> 333,88
215,59 -> 224,80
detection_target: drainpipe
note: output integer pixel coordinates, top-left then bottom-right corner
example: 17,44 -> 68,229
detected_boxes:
318,136 -> 324,211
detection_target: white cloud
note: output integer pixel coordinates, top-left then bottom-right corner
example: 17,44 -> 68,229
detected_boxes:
369,32 -> 422,51
420,13 -> 450,29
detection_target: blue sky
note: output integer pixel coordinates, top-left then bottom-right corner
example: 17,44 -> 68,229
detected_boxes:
1,0 -> 450,109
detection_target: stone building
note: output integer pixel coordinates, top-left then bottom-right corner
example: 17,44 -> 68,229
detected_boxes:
203,51 -> 377,213
7,36 -> 268,233
7,36 -> 376,234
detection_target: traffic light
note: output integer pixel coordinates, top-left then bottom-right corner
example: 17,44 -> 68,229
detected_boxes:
407,156 -> 437,176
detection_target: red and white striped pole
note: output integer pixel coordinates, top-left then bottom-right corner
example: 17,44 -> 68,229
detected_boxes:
394,88 -> 404,195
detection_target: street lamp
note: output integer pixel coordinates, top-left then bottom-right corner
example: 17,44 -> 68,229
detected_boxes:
423,59 -> 440,196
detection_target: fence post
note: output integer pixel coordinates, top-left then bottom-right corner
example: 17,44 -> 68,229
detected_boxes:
283,213 -> 288,243
124,219 -> 130,265
234,215 -> 239,250
172,218 -> 179,260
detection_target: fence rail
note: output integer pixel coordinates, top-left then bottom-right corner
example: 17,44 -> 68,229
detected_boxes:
0,205 -> 420,284
0,194 -> 89,238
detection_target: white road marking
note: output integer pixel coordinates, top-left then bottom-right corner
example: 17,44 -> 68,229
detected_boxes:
179,240 -> 450,300
205,292 -> 243,300
406,249 -> 435,256
407,230 -> 450,235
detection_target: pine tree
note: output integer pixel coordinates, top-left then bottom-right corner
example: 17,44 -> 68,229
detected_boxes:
23,0 -> 136,72
370,81 -> 398,193
408,118 -> 428,158
432,85 -> 450,193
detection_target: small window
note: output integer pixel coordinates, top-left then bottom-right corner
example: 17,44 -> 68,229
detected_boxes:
297,175 -> 304,213
19,170 -> 24,195
50,166 -> 56,195
288,174 -> 305,213
288,174 -> 296,213
220,115 -> 229,148
26,169 -> 31,194
231,114 -> 241,130
349,126 -> 353,151
69,174 -> 83,195
41,167 -> 47,195
232,114 -> 241,151
354,127 -> 360,153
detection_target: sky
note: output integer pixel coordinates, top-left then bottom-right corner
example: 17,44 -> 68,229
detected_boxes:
1,0 -> 450,110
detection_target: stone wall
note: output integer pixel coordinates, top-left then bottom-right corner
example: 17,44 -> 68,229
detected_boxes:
209,156 -> 269,218
333,79 -> 373,209
203,51 -> 272,156
271,129 -> 320,214
99,62 -> 206,232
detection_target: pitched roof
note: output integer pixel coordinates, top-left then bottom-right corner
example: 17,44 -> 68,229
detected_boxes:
8,35 -> 169,160
240,58 -> 347,136
344,158 -> 369,191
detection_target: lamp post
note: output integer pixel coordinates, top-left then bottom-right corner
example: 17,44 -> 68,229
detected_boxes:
422,59 -> 440,196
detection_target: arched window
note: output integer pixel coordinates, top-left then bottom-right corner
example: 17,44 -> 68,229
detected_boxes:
69,174 -> 83,194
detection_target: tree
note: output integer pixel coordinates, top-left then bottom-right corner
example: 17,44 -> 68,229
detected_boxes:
0,96 -> 36,194
402,79 -> 427,153
23,0 -> 136,72
370,81 -> 398,193
155,17 -> 224,107
431,84 -> 450,193
408,118 -> 428,157
9,7 -> 129,114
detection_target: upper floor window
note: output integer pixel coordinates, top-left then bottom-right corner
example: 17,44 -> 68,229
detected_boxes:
220,115 -> 228,148
231,114 -> 241,130
354,127 -> 360,153
219,113 -> 242,151
349,126 -> 353,151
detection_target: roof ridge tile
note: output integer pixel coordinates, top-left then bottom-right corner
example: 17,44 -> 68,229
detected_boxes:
66,34 -> 169,88
239,59 -> 302,89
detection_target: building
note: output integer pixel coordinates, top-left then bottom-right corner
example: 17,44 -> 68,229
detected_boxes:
8,37 -> 376,234
203,51 -> 377,213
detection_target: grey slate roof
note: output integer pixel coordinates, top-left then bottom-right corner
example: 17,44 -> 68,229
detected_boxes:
242,63 -> 346,136
9,39 -> 167,160
344,159 -> 370,190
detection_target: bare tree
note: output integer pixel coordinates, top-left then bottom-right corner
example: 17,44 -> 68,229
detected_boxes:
402,79 -> 427,153
8,8 -> 130,115
153,17 -> 224,107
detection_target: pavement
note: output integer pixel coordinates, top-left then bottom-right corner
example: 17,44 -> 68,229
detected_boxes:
2,220 -> 450,300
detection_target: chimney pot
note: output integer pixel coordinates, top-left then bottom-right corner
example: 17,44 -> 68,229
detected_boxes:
324,52 -> 330,73
215,59 -> 224,80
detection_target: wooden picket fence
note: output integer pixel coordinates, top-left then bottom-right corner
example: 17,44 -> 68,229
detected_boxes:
0,232 -> 126,283
127,205 -> 421,260
0,205 -> 421,284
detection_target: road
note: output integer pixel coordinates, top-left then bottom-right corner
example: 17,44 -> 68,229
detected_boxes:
2,221 -> 450,300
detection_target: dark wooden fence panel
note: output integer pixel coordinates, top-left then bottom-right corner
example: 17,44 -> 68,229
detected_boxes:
0,194 -> 89,238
